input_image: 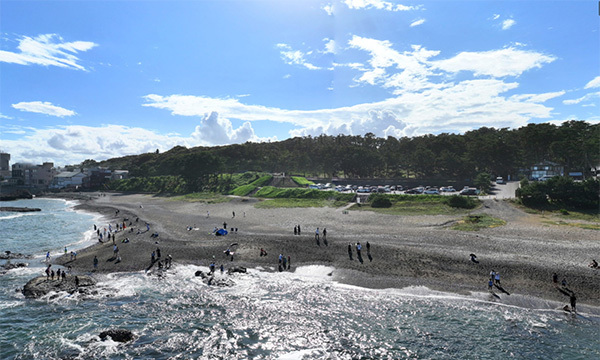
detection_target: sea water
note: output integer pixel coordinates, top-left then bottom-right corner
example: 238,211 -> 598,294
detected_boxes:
1,199 -> 599,360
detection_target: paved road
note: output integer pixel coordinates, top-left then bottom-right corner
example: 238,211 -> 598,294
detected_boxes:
479,181 -> 520,199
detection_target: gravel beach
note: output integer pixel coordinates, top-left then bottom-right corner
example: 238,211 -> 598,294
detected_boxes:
53,192 -> 600,309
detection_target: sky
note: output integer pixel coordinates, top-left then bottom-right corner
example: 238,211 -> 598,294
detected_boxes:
1,0 -> 598,166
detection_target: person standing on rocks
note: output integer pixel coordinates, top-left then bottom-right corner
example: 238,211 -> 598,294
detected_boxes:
287,255 -> 291,270
45,265 -> 51,279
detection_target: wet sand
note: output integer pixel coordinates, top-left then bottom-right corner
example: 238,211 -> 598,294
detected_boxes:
52,192 -> 600,308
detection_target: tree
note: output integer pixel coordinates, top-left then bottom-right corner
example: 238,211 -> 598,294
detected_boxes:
474,172 -> 492,193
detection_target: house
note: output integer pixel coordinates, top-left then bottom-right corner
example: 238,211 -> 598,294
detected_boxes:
528,161 -> 564,180
51,171 -> 87,189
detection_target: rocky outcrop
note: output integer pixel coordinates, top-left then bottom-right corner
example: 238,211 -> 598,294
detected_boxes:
99,329 -> 134,343
194,270 -> 235,287
227,266 -> 247,274
1,262 -> 28,270
22,275 -> 96,299
0,207 -> 41,212
0,251 -> 33,260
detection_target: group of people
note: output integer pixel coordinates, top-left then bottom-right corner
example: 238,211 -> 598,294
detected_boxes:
278,253 -> 291,271
45,264 -> 67,281
488,270 -> 501,290
348,241 -> 372,263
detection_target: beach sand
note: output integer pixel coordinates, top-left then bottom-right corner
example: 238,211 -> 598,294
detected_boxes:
53,192 -> 600,308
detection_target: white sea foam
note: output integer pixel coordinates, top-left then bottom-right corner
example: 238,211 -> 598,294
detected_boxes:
0,212 -> 39,221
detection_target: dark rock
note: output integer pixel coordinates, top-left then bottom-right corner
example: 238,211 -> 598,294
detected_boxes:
22,275 -> 96,299
0,251 -> 33,260
227,266 -> 247,274
1,262 -> 28,270
195,270 -> 207,278
0,207 -> 41,212
99,329 -> 134,343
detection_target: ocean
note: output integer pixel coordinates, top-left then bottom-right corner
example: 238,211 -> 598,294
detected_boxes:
1,199 -> 599,359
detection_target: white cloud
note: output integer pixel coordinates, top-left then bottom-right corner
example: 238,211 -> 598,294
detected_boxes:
563,91 -> 600,105
323,38 -> 337,54
322,4 -> 334,15
0,114 -> 13,119
502,19 -> 516,30
410,19 -> 425,27
191,112 -> 264,145
584,76 -> 600,89
12,101 -> 76,117
343,0 -> 421,11
432,47 -> 555,77
0,34 -> 97,71
493,14 -> 500,20
509,91 -> 565,103
276,43 -> 321,70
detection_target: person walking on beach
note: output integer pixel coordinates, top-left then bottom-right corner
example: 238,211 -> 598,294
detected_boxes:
156,248 -> 161,258
348,244 -> 353,260
207,211 -> 209,218
490,270 -> 495,281
297,225 -> 301,235
64,246 -> 68,256
113,244 -> 118,256
93,256 -> 98,270
151,251 -> 156,263
494,272 -> 501,285
315,228 -> 320,246
488,279 -> 494,291
553,273 -> 558,286
232,211 -> 235,218
287,255 -> 291,270
282,256 -> 287,270
278,253 -> 283,265
45,251 -> 50,262
294,226 -> 297,235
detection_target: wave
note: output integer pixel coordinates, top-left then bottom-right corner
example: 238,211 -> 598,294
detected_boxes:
0,212 -> 40,221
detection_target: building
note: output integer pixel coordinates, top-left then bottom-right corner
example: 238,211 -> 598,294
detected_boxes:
528,161 -> 564,180
0,153 -> 10,178
51,171 -> 86,189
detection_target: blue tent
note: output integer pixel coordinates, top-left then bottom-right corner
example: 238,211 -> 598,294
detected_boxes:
215,228 -> 228,236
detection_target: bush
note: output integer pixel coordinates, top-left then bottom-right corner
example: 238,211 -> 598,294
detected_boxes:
370,195 -> 392,208
445,195 -> 477,209
291,176 -> 314,186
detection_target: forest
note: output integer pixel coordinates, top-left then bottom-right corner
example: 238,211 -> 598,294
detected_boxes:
83,121 -> 598,192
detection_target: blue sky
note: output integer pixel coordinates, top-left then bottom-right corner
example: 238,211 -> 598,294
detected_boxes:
1,0 -> 598,166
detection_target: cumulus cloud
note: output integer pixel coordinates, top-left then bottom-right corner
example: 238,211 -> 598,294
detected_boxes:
322,3 -> 334,15
0,34 -> 97,71
323,38 -> 337,54
502,19 -> 516,30
584,76 -> 600,89
343,0 -> 421,11
410,19 -> 425,27
276,43 -> 321,70
191,111 -> 263,145
12,101 -> 76,117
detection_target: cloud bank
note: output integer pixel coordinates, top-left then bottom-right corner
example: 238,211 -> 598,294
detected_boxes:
12,101 -> 76,117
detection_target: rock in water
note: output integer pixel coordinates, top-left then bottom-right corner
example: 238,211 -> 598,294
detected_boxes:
99,329 -> 134,343
227,266 -> 247,274
22,275 -> 96,299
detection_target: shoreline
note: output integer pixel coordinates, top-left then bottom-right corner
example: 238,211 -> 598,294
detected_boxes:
46,192 -> 600,310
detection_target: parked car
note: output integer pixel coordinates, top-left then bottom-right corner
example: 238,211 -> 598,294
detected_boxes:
538,175 -> 555,182
440,186 -> 456,192
357,187 -> 370,193
423,188 -> 440,195
496,177 -> 504,184
405,187 -> 424,194
459,188 -> 479,196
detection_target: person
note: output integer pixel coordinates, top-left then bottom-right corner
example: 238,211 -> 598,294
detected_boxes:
156,248 -> 161,258
366,241 -> 370,252
297,225 -> 301,235
260,248 -> 267,257
51,269 -> 55,280
46,251 -> 50,262
75,276 -> 79,288
589,259 -> 598,268
45,264 -> 51,279
294,226 -> 297,235
348,244 -> 353,260
470,253 -> 479,264
282,256 -> 287,270
116,254 -> 121,263
552,273 -> 558,285
207,211 -> 209,218
322,228 -> 327,241
220,264 -> 224,273
488,279 -> 493,291
570,293 -> 577,313
151,251 -> 156,263
64,246 -> 67,255
223,222 -> 227,229
113,244 -> 118,256
356,242 -> 363,263
56,268 -> 61,280
209,262 -> 216,274
93,256 -> 98,270
287,255 -> 291,270
72,251 -> 77,260
278,254 -> 283,265
243,211 -> 246,217
61,270 -> 66,281
315,228 -> 319,241
232,211 -> 235,218
561,278 -> 567,287
490,270 -> 495,280
494,272 -> 500,285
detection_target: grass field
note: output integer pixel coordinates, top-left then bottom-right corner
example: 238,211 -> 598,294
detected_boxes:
451,214 -> 506,231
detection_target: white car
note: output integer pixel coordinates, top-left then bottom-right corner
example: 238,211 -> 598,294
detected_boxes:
423,188 -> 440,195
496,177 -> 504,184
